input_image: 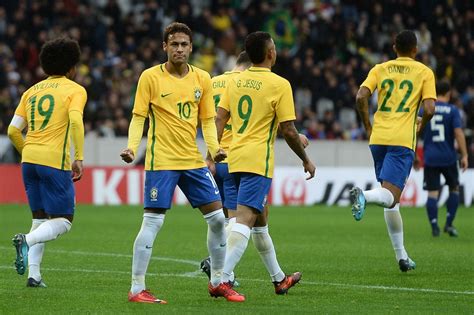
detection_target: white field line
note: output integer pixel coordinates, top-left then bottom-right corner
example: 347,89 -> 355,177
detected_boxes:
1,247 -> 473,296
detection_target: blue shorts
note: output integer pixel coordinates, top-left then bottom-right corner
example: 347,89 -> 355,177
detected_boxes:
144,167 -> 221,209
22,162 -> 75,215
214,163 -> 237,211
232,172 -> 272,213
369,145 -> 414,190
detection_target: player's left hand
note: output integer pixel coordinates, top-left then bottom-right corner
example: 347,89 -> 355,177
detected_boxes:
213,148 -> 227,163
120,148 -> 135,163
303,159 -> 316,180
206,158 -> 216,176
72,160 -> 83,182
413,155 -> 421,171
460,155 -> 468,172
299,133 -> 309,148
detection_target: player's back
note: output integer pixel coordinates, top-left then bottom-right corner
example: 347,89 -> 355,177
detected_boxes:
422,102 -> 461,166
365,57 -> 436,150
224,66 -> 295,178
19,76 -> 86,170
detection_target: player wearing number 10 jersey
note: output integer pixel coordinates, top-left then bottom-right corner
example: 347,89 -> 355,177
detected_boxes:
120,22 -> 243,303
350,30 -> 436,272
7,38 -> 86,286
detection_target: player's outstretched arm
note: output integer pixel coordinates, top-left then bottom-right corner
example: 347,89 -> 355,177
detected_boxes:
120,113 -> 146,164
355,86 -> 372,139
215,107 -> 230,143
201,116 -> 226,162
7,115 -> 27,154
280,120 -> 316,180
454,127 -> 469,172
417,99 -> 436,137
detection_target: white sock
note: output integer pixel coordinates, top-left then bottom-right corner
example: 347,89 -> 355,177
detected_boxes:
131,213 -> 165,295
28,219 -> 47,281
204,209 -> 226,287
225,217 -> 236,238
222,223 -> 251,283
364,187 -> 394,207
25,218 -> 71,246
252,225 -> 285,283
384,204 -> 408,261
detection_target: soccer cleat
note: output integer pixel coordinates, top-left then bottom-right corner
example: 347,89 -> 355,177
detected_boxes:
200,257 -> 211,280
398,258 -> 416,272
444,226 -> 458,237
200,257 -> 240,287
208,282 -> 245,302
273,272 -> 302,295
27,277 -> 47,288
12,234 -> 29,275
431,225 -> 440,237
350,187 -> 366,221
128,290 -> 167,304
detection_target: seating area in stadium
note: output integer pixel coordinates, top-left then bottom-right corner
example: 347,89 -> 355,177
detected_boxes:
0,1 -> 472,142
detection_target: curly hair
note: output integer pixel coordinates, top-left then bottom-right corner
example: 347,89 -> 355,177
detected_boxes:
39,37 -> 81,76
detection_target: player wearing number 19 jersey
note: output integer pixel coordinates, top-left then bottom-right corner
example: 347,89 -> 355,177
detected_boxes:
351,30 -> 436,272
216,32 -> 315,298
120,22 -> 243,303
7,38 -> 86,286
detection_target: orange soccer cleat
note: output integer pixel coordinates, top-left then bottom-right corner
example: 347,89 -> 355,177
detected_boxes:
128,289 -> 168,304
208,282 -> 245,302
274,272 -> 302,295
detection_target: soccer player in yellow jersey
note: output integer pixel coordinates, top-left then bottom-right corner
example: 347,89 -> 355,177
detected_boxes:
8,38 -> 87,287
351,30 -> 436,272
120,22 -> 243,303
215,32 -> 316,297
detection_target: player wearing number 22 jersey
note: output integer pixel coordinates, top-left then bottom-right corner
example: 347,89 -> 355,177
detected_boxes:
350,30 -> 436,272
121,22 -> 244,303
8,38 -> 86,287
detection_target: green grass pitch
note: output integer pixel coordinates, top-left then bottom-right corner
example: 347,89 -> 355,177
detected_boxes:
0,204 -> 473,314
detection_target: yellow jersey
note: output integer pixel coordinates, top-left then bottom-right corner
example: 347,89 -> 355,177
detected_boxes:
132,64 -> 215,170
14,76 -> 87,170
361,57 -> 436,150
219,66 -> 296,178
211,71 -> 239,163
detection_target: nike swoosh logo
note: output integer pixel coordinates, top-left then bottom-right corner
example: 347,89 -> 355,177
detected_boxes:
145,245 -> 152,249
215,190 -> 220,195
219,243 -> 226,247
161,92 -> 172,97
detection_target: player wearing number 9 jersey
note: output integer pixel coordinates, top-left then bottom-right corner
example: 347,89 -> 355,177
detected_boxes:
7,38 -> 86,286
120,22 -> 244,303
350,30 -> 436,272
216,32 -> 315,297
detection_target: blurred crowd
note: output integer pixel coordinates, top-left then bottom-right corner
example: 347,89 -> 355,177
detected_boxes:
0,0 -> 472,144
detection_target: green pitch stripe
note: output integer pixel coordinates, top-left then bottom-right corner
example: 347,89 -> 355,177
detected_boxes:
149,109 -> 156,171
264,116 -> 277,177
61,121 -> 70,170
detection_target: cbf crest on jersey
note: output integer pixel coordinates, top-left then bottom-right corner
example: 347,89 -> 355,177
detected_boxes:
150,187 -> 158,201
194,87 -> 202,102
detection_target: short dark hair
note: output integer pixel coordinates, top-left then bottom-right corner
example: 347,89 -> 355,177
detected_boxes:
39,38 -> 80,76
245,31 -> 272,64
163,22 -> 193,43
436,80 -> 451,96
395,30 -> 417,55
235,51 -> 251,67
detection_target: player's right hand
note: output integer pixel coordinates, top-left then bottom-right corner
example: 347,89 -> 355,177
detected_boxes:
72,160 -> 83,182
460,155 -> 468,172
213,148 -> 227,163
120,148 -> 135,163
303,160 -> 316,180
413,155 -> 421,171
299,133 -> 309,148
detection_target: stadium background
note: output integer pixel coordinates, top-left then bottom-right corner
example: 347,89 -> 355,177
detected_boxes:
0,0 -> 473,207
